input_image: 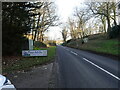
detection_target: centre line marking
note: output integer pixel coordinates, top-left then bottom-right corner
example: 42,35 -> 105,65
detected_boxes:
83,58 -> 120,81
71,51 -> 78,56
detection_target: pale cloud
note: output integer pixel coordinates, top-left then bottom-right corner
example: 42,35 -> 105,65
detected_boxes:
55,0 -> 84,22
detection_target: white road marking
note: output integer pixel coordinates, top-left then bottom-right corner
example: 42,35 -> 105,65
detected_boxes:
71,51 -> 78,56
83,58 -> 120,81
74,53 -> 78,56
60,46 -> 70,51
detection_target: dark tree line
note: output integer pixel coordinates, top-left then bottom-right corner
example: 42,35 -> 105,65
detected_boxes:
2,2 -> 58,56
28,2 -> 59,42
2,2 -> 31,56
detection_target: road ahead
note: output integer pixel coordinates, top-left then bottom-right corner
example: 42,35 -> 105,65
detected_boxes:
56,45 -> 120,88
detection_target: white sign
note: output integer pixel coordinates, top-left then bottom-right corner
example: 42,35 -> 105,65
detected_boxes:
83,38 -> 88,43
22,50 -> 47,56
29,39 -> 33,50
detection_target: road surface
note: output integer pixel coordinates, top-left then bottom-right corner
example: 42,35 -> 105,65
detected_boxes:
7,63 -> 53,88
56,45 -> 120,88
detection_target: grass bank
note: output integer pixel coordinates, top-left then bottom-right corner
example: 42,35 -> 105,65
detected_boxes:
65,34 -> 119,56
3,46 -> 56,73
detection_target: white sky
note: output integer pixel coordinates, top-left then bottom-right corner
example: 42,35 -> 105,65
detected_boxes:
45,0 -> 120,40
45,0 -> 85,40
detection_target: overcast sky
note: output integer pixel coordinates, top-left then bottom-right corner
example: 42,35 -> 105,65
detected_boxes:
45,0 -> 119,40
45,0 -> 85,40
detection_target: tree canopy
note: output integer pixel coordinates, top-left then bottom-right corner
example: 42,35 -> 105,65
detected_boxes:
2,2 -> 59,56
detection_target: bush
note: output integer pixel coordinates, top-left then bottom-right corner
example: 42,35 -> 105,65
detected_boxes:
22,37 -> 29,50
47,40 -> 56,46
2,36 -> 28,56
109,25 -> 120,39
34,41 -> 47,48
62,39 -> 76,46
66,39 -> 73,43
48,42 -> 56,46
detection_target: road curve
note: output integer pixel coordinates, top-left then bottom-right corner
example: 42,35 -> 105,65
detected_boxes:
56,45 -> 120,88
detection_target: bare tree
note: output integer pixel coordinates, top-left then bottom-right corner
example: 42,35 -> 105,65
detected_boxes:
110,2 -> 118,26
61,27 -> 68,42
68,18 -> 77,39
29,2 -> 59,42
73,7 -> 90,39
86,2 -> 118,37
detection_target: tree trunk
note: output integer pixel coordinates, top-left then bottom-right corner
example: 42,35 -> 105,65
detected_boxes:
33,30 -> 37,41
106,16 -> 111,38
101,16 -> 106,33
37,29 -> 40,41
106,3 -> 111,38
113,3 -> 117,26
33,14 -> 41,41
32,30 -> 34,39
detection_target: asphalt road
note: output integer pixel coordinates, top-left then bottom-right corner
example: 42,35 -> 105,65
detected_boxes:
56,45 -> 120,88
7,63 -> 53,88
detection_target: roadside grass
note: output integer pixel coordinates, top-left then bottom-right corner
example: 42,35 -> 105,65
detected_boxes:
66,34 -> 119,56
78,39 -> 119,56
3,46 -> 56,73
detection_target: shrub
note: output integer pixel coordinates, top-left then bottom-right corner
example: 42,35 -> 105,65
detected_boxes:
2,36 -> 28,56
47,40 -> 56,46
109,25 -> 120,39
34,41 -> 47,48
62,39 -> 76,46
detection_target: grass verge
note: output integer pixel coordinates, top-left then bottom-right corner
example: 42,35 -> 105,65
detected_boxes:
65,34 -> 119,56
3,46 -> 56,73
78,39 -> 119,56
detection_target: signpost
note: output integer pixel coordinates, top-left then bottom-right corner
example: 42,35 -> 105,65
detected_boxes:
29,39 -> 33,50
22,39 -> 47,57
22,50 -> 47,57
83,38 -> 88,43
